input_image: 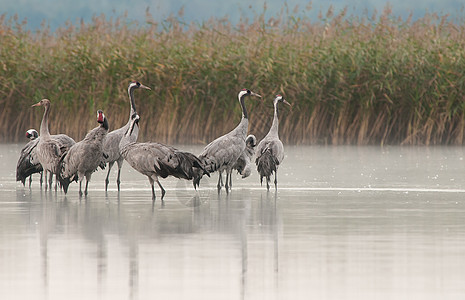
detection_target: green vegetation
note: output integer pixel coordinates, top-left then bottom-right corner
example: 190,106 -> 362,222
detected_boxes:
1,7 -> 465,145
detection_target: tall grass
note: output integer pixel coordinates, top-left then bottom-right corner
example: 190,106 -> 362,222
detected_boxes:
1,6 -> 465,145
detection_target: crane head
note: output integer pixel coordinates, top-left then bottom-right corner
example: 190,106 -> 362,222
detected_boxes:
97,110 -> 105,123
129,81 -> 151,91
131,112 -> 140,124
126,113 -> 140,136
238,89 -> 261,100
31,98 -> 51,108
275,95 -> 291,106
26,129 -> 39,140
97,110 -> 109,130
245,134 -> 257,148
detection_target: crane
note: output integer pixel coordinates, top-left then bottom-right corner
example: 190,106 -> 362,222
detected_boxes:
232,134 -> 257,180
103,81 -> 151,192
31,99 -> 76,191
16,129 -> 43,187
59,110 -> 109,196
255,95 -> 291,190
119,113 -> 208,202
195,89 -> 261,192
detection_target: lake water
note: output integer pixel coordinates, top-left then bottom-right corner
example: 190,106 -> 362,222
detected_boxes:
2,144 -> 465,299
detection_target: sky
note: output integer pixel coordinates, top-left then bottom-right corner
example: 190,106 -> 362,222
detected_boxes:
2,0 -> 464,30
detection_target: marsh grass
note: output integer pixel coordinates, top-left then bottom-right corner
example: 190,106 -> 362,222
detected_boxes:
1,6 -> 465,145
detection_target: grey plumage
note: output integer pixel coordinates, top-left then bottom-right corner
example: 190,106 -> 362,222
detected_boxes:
32,99 -> 76,191
256,95 -> 291,190
59,110 -> 109,196
195,89 -> 261,191
16,129 -> 42,186
120,113 -> 208,201
232,134 -> 257,178
103,81 -> 151,191
16,132 -> 76,188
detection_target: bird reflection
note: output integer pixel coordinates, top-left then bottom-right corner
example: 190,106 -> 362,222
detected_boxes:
14,177 -> 282,299
272,192 -> 279,273
240,216 -> 248,300
128,241 -> 139,300
97,239 -> 107,290
40,198 -> 49,292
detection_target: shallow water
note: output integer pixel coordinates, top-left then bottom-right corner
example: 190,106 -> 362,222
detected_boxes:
2,144 -> 465,299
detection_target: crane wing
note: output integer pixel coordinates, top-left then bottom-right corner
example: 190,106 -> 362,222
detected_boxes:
256,139 -> 284,165
200,134 -> 245,172
123,142 -> 204,180
16,139 -> 42,183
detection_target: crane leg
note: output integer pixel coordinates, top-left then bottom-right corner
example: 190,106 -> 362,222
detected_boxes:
79,179 -> 83,197
116,160 -> 123,192
225,172 -> 230,192
116,170 -> 121,192
229,170 -> 233,189
85,180 -> 89,196
266,176 -> 270,191
40,171 -> 43,187
156,180 -> 166,201
151,184 -> 156,200
105,161 -> 114,191
84,174 -> 90,196
29,175 -> 32,188
217,171 -> 223,190
148,176 -> 156,201
48,171 -> 53,190
54,174 -> 58,192
274,172 -> 278,190
44,171 -> 48,191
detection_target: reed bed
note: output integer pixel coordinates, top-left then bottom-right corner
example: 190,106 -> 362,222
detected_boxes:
1,6 -> 465,145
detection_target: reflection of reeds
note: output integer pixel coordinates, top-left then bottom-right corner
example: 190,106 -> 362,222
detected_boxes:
1,7 -> 465,145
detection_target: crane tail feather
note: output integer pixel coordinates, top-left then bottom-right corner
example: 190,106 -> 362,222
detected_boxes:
57,151 -> 77,194
256,149 -> 278,186
153,151 -> 209,189
16,141 -> 43,184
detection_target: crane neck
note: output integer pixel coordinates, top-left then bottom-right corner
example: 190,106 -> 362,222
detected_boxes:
234,117 -> 249,138
40,104 -> 51,139
84,119 -> 109,142
239,94 -> 248,119
128,85 -> 137,117
268,101 -> 280,137
119,129 -> 132,153
100,117 -> 109,131
120,117 -> 138,152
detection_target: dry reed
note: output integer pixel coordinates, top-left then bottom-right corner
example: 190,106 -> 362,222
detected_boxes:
1,6 -> 465,145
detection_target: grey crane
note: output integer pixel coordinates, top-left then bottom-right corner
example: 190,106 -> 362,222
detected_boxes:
255,95 -> 291,190
103,81 -> 151,192
32,99 -> 76,191
17,129 -> 77,188
120,113 -> 208,202
59,110 -> 109,196
16,129 -> 43,187
195,89 -> 261,192
232,134 -> 257,181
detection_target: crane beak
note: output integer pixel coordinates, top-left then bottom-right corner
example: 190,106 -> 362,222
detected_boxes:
283,99 -> 291,106
31,102 -> 41,107
251,92 -> 261,98
140,84 -> 151,90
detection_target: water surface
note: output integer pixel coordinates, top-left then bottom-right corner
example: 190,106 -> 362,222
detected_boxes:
2,144 -> 465,299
